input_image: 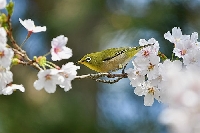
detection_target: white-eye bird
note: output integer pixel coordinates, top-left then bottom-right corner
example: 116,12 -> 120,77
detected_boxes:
78,44 -> 152,72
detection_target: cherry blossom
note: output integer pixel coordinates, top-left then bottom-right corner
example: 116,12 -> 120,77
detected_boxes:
0,66 -> 13,90
50,35 -> 72,61
2,84 -> 25,95
59,62 -> 80,91
0,0 -> 6,9
0,45 -> 14,68
0,27 -> 7,45
19,18 -> 46,34
34,69 -> 64,93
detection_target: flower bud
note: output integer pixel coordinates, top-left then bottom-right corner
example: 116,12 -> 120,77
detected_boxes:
6,1 -> 14,16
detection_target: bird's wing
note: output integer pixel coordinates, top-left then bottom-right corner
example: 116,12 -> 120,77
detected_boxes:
102,48 -> 128,62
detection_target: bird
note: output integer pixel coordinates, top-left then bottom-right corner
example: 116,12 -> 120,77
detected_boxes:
77,44 -> 153,73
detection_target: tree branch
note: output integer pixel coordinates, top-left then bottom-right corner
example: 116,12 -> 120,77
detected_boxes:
75,73 -> 128,84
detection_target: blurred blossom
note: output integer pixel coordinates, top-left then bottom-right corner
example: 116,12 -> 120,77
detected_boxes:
0,0 -> 6,9
159,27 -> 200,133
2,84 -> 25,95
0,27 -> 7,45
159,108 -> 191,133
159,67 -> 200,133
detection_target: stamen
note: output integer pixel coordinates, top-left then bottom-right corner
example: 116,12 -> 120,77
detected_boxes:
0,51 -> 4,58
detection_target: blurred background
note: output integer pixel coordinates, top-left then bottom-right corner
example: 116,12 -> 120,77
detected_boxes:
1,0 -> 200,132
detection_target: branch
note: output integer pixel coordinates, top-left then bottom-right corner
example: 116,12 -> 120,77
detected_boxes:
6,15 -> 22,51
18,60 -> 42,71
75,72 -> 128,84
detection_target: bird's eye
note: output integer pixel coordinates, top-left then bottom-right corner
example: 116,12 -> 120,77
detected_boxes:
85,57 -> 91,62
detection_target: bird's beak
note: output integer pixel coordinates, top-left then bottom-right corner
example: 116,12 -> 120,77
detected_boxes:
75,61 -> 79,65
75,60 -> 81,65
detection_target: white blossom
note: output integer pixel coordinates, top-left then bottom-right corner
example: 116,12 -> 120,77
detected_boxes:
190,32 -> 199,45
19,18 -> 46,33
159,67 -> 200,133
50,35 -> 72,61
0,27 -> 7,45
134,81 -> 160,106
164,27 -> 189,44
34,69 -> 64,93
0,66 -> 13,91
134,40 -> 160,80
2,84 -> 25,95
127,38 -> 161,106
126,67 -> 145,87
173,39 -> 192,58
146,55 -> 160,80
0,45 -> 14,68
159,108 -> 191,133
139,38 -> 160,56
59,62 -> 80,91
0,0 -> 6,9
158,59 -> 182,82
125,27 -> 200,132
183,48 -> 200,67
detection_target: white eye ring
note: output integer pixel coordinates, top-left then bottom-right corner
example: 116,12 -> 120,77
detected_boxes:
85,57 -> 91,62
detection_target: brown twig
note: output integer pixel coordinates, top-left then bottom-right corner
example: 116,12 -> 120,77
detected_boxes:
6,14 -> 42,71
18,60 -> 42,71
75,73 -> 128,84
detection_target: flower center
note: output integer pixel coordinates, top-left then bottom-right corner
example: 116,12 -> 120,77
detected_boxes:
45,74 -> 52,80
180,49 -> 186,55
136,71 -> 140,75
143,50 -> 150,57
64,73 -> 68,78
54,47 -> 61,54
59,72 -> 68,78
148,87 -> 155,95
0,51 -> 4,58
175,38 -> 181,43
148,63 -> 155,71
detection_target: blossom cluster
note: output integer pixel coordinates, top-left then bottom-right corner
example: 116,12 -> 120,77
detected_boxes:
20,19 -> 80,93
0,27 -> 25,95
0,2 -> 79,94
126,38 -> 161,106
160,28 -> 200,133
126,27 -> 200,133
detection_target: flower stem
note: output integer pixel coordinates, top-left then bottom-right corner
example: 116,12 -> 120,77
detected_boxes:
43,51 -> 51,57
20,34 -> 30,48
